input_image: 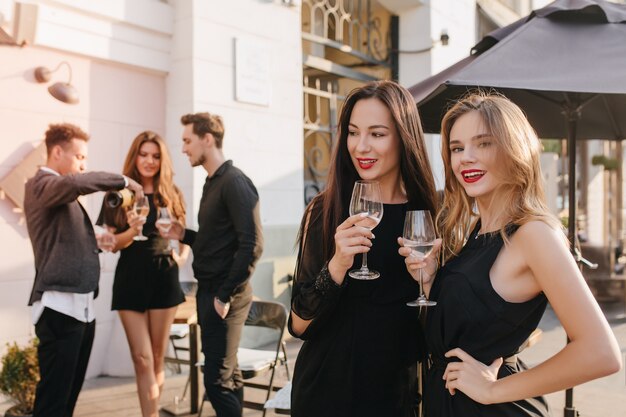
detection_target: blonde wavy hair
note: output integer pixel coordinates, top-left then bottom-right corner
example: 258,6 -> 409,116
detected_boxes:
437,92 -> 563,261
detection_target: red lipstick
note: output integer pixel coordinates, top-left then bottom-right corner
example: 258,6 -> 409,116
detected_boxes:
461,169 -> 485,183
356,158 -> 377,170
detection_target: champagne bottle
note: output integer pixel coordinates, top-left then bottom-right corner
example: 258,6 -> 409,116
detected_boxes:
105,189 -> 135,208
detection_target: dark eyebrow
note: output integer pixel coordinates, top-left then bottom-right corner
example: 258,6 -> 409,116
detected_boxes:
449,133 -> 492,146
348,123 -> 390,130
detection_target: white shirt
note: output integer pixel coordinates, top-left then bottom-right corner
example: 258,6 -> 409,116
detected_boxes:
31,166 -> 96,324
32,291 -> 95,324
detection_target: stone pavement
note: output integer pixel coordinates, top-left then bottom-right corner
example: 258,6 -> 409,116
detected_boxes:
1,301 -> 624,417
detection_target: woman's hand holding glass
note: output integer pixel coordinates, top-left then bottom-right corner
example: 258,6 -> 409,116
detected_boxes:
398,237 -> 442,286
131,196 -> 150,241
156,217 -> 185,241
327,212 -> 375,286
126,209 -> 147,239
347,180 -> 383,279
400,210 -> 439,306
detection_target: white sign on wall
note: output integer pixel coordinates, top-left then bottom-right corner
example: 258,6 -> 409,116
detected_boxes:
234,37 -> 271,106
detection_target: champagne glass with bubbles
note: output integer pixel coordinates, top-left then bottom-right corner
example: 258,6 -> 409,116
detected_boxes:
156,207 -> 173,250
348,180 -> 384,280
133,196 -> 150,241
404,210 -> 437,307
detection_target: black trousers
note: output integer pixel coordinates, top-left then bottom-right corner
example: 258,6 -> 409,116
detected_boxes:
33,308 -> 95,417
197,283 -> 252,417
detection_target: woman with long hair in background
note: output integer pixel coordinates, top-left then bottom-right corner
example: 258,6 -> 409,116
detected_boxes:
98,131 -> 188,417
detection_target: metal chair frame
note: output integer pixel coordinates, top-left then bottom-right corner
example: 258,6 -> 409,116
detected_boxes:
198,300 -> 290,417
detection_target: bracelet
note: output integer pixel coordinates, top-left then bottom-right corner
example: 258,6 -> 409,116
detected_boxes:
313,263 -> 346,295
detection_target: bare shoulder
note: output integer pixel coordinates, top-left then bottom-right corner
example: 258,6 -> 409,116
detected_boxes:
513,220 -> 569,254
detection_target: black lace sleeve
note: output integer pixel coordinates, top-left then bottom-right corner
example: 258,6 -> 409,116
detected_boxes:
289,201 -> 347,340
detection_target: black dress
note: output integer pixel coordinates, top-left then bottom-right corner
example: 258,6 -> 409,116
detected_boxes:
289,202 -> 426,417
424,222 -> 550,417
98,194 -> 185,312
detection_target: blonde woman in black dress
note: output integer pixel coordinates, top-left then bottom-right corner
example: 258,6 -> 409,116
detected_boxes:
400,93 -> 621,416
98,131 -> 188,417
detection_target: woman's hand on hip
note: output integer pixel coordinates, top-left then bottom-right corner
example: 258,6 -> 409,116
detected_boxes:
443,348 -> 503,404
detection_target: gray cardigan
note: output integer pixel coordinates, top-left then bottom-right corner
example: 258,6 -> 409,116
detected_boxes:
24,169 -> 126,305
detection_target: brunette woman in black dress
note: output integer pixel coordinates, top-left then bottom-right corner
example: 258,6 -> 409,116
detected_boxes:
289,80 -> 439,417
400,93 -> 621,416
98,131 -> 188,417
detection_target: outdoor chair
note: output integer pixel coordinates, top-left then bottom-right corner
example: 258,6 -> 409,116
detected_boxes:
167,323 -> 190,374
198,300 -> 290,417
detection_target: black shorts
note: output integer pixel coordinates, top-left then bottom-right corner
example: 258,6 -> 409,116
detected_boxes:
112,248 -> 185,312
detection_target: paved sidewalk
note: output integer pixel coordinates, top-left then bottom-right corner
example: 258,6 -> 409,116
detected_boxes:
1,301 -> 623,416
71,337 -> 302,417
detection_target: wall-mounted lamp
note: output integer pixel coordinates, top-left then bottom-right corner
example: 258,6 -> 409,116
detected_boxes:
34,61 -> 79,104
395,29 -> 450,54
439,29 -> 449,46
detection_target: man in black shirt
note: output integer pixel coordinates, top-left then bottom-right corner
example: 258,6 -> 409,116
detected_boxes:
158,112 -> 263,417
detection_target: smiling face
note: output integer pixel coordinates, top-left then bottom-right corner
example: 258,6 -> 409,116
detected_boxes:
135,141 -> 161,180
449,110 -> 503,201
347,98 -> 402,189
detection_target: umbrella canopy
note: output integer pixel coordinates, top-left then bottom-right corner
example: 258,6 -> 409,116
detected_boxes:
410,0 -> 626,241
410,0 -> 626,140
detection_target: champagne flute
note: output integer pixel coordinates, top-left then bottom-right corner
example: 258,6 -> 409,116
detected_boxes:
133,196 -> 150,241
156,207 -> 173,250
94,224 -> 115,253
348,180 -> 384,280
404,210 -> 437,307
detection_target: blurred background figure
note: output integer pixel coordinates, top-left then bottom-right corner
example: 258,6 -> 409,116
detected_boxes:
97,131 -> 188,417
159,112 -> 264,417
25,123 -> 142,417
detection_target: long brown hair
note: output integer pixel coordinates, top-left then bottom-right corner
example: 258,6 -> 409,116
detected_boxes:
299,80 -> 438,262
438,92 -> 563,261
111,131 -> 185,229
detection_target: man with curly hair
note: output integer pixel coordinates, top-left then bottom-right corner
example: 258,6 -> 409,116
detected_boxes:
24,123 -> 143,417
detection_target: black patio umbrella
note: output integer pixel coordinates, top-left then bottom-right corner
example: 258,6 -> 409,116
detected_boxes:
408,0 -> 626,415
410,0 -> 626,244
